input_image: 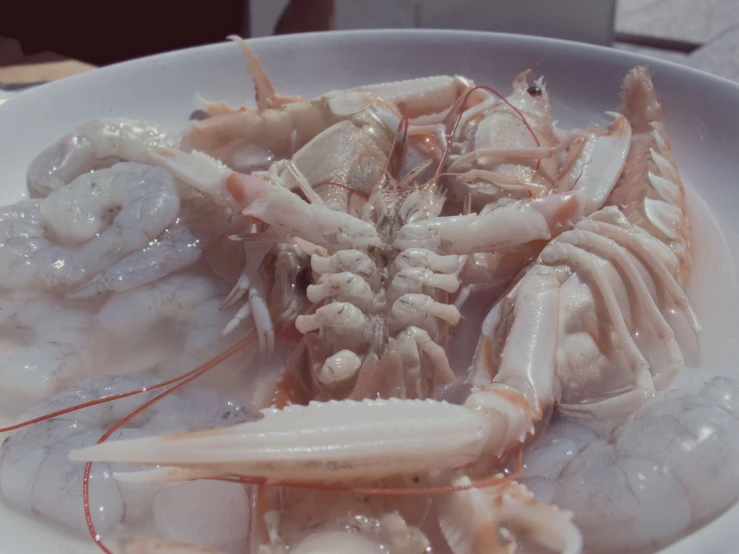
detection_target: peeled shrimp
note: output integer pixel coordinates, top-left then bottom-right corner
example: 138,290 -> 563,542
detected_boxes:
68,198 -> 234,299
0,374 -> 254,554
95,272 -> 230,338
521,369 -> 739,553
0,162 -> 181,292
94,272 -> 254,395
27,118 -> 180,197
0,272 -> 245,414
0,291 -> 105,412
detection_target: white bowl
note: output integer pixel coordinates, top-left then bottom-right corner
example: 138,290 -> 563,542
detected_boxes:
1,29 -> 738,554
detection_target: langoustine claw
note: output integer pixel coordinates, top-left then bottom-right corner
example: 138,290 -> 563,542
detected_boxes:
393,193 -> 583,254
69,393 -> 533,483
69,384 -> 579,554
148,148 -> 383,253
437,475 -> 582,554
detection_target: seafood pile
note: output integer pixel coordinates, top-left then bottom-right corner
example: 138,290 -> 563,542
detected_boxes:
0,34 -> 735,554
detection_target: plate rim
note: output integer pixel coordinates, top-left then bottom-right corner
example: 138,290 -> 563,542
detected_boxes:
3,29 -> 739,111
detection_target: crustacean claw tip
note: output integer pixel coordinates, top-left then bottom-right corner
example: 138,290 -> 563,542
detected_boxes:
147,147 -> 237,208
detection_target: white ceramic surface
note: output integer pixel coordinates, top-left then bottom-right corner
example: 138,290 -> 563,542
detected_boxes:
0,29 -> 739,554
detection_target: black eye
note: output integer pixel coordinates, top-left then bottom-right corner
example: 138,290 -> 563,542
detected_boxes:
527,85 -> 542,97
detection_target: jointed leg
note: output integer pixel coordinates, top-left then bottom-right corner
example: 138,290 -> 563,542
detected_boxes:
541,243 -> 656,418
222,242 -> 276,358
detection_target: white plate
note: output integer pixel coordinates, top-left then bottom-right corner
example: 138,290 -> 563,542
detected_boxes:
1,29 -> 739,554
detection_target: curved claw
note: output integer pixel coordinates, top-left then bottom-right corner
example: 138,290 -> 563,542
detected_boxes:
221,300 -> 251,337
564,112 -> 632,215
194,35 -> 302,117
226,35 -> 303,112
394,194 -> 581,255
220,277 -> 250,311
69,392 -> 532,485
249,287 -> 275,359
149,148 -> 381,251
195,92 -> 246,117
148,147 -> 238,208
437,475 -> 582,554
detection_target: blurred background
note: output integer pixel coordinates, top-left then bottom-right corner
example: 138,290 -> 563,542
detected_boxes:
1,0 -> 737,85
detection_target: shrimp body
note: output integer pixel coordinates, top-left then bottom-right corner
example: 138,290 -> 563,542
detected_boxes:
0,374 -> 254,553
68,198 -> 234,299
0,162 -> 181,292
0,292 -> 104,412
95,272 -> 230,338
40,161 -> 180,245
521,369 -> 739,554
94,272 -> 256,395
27,118 -> 180,197
0,272 -> 248,414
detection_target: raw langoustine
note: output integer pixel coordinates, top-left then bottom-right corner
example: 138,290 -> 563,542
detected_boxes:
0,35 -> 731,554
68,64 -> 708,554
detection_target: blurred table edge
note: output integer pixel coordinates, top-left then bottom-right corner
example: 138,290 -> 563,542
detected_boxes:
0,36 -> 97,86
0,59 -> 96,85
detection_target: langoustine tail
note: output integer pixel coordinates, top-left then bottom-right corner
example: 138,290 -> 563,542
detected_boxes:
607,65 -> 693,284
